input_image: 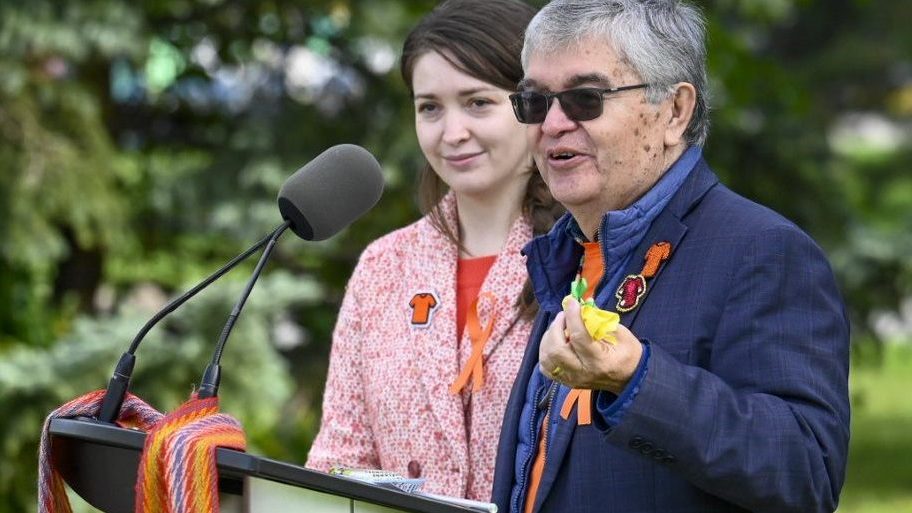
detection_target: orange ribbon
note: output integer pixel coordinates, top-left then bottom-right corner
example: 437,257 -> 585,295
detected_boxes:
450,292 -> 498,394
559,388 -> 592,425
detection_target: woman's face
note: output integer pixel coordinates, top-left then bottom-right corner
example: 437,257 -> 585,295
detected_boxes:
411,51 -> 531,203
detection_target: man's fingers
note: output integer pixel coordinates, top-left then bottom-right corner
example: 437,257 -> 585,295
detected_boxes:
562,298 -> 588,339
553,311 -> 567,333
540,311 -> 566,361
540,312 -> 572,382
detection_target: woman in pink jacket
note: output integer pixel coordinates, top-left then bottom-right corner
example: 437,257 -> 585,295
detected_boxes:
306,0 -> 561,501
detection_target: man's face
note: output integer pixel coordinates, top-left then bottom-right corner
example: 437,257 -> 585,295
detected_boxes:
522,39 -> 680,229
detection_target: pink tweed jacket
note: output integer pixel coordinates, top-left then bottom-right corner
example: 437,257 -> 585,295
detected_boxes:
306,193 -> 535,501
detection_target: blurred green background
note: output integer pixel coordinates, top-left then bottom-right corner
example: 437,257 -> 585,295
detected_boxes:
1,0 -> 909,511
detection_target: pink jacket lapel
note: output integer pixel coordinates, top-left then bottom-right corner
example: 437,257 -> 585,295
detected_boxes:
408,193 -> 535,475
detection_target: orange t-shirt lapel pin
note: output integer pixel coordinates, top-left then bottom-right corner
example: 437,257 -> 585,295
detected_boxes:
409,291 -> 440,328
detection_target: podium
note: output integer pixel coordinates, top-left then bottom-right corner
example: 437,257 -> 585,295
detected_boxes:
48,418 -> 486,513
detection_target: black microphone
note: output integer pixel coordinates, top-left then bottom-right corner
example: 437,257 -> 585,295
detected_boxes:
278,144 -> 385,241
196,144 -> 383,398
96,144 -> 383,419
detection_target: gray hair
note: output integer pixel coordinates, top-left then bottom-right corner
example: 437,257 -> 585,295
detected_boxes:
522,0 -> 710,147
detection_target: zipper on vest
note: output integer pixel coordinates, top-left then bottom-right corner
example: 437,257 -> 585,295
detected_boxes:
514,380 -> 558,513
541,382 -> 558,468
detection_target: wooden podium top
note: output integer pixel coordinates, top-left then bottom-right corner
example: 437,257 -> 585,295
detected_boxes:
49,417 -> 488,513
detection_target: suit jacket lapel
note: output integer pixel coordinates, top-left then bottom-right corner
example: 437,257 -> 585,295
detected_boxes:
605,160 -> 719,327
614,214 -> 688,327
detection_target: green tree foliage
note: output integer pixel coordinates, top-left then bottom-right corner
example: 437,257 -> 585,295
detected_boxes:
0,0 -> 909,511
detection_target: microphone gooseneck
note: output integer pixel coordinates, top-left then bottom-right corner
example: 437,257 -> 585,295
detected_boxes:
198,144 -> 383,399
97,143 -> 384,418
196,221 -> 290,399
96,228 -> 281,424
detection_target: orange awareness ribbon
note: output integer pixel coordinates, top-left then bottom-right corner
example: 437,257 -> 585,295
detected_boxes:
450,292 -> 498,394
560,389 -> 592,425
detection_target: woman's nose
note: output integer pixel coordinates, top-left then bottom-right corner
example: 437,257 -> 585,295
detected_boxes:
441,112 -> 471,145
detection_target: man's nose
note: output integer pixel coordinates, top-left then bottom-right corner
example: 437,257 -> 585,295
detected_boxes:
541,98 -> 577,136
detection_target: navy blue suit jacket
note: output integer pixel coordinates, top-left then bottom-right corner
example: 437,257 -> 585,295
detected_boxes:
491,160 -> 850,513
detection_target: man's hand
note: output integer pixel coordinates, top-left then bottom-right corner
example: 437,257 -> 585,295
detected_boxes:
539,299 -> 643,394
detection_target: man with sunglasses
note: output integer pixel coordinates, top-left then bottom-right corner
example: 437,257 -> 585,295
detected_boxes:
491,1 -> 850,513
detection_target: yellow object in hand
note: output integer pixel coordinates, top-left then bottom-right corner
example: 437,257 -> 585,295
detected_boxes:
562,295 -> 620,344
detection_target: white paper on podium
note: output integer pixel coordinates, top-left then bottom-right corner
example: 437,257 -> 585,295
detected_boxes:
246,476 -> 351,513
245,472 -> 496,513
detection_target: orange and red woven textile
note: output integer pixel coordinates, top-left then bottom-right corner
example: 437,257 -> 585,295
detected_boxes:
135,395 -> 246,513
38,390 -> 164,513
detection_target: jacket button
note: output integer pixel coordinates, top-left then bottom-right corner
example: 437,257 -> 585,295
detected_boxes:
407,460 -> 422,478
629,436 -> 644,449
662,454 -> 677,464
639,442 -> 654,456
651,449 -> 666,460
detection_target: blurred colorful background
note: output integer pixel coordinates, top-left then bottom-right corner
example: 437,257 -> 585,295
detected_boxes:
1,0 -> 909,511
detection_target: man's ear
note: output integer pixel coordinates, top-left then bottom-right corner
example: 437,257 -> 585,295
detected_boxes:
664,82 -> 697,147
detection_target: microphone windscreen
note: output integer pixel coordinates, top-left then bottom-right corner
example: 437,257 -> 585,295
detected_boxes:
277,144 -> 384,241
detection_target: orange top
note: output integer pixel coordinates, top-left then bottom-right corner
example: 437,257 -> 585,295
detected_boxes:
456,255 -> 497,340
580,241 -> 604,299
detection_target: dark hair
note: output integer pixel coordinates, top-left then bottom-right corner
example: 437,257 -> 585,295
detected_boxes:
400,0 -> 563,318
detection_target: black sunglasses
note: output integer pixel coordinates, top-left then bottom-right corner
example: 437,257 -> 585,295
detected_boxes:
509,84 -> 649,124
